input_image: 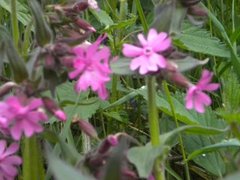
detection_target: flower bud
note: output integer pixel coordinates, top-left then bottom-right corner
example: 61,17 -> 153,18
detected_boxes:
73,2 -> 89,12
180,0 -> 201,7
42,97 -> 67,121
0,82 -> 18,97
74,18 -> 96,32
188,5 -> 207,17
78,119 -> 98,139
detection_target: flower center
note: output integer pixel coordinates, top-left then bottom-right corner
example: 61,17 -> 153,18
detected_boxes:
143,47 -> 153,56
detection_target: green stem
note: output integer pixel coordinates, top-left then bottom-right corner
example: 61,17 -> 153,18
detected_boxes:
22,136 -> 45,180
11,0 -> 19,49
134,0 -> 148,33
163,81 -> 190,180
146,76 -> 164,180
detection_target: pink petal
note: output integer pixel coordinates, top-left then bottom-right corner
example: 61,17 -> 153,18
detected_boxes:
3,143 -> 19,157
147,29 -> 158,44
149,53 -> 167,69
152,34 -> 171,52
94,47 -> 110,65
138,33 -> 148,46
197,70 -> 213,87
28,98 -> 43,110
185,87 -> 195,109
0,140 -> 6,156
202,83 -> 220,91
194,99 -> 205,113
0,163 -> 18,177
54,110 -> 67,121
130,56 -> 146,71
10,124 -> 22,140
4,156 -> 22,165
97,85 -> 108,100
68,68 -> 82,79
197,91 -> 211,106
122,44 -> 143,57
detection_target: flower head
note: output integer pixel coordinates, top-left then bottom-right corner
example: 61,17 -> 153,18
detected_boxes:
122,28 -> 171,75
0,96 -> 48,140
185,70 -> 219,113
0,140 -> 22,180
69,35 -> 111,100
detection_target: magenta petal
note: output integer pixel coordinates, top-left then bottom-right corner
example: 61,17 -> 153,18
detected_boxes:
150,53 -> 167,69
10,125 -> 22,140
0,140 -> 6,156
203,83 -> 220,91
130,56 -> 146,71
69,68 -> 82,79
0,163 -> 18,177
122,44 -> 143,57
194,99 -> 205,113
137,33 -> 148,46
147,29 -> 158,44
28,99 -> 43,110
197,91 -> 211,106
3,143 -> 19,157
185,87 -> 195,109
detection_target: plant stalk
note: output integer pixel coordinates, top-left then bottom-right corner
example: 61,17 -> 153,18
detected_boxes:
11,0 -> 19,49
146,76 -> 164,180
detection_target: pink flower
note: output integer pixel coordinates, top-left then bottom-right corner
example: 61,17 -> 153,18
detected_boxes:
0,140 -> 22,180
185,70 -> 219,113
122,28 -> 171,75
0,96 -> 48,140
69,35 -> 111,100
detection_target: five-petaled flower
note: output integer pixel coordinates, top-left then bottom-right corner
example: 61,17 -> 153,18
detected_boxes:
69,34 -> 111,100
185,70 -> 219,113
0,140 -> 22,180
0,96 -> 48,140
122,28 -> 171,75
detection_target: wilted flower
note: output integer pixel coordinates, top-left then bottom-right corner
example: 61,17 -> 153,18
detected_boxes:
122,28 -> 171,75
0,140 -> 22,180
185,70 -> 219,113
0,96 -> 48,140
69,34 -> 111,100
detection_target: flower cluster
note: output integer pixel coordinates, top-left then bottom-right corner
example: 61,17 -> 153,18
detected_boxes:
69,35 -> 111,100
122,29 -> 219,113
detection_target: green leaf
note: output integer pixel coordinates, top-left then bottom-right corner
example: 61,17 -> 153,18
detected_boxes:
128,144 -> 169,178
0,26 -> 28,82
160,125 -> 228,146
28,0 -> 53,46
110,58 -> 134,75
90,9 -> 114,26
47,149 -> 93,180
172,57 -> 209,72
64,97 -> 101,120
224,172 -> 240,180
174,24 -> 230,58
187,139 -> 240,161
0,0 -> 31,26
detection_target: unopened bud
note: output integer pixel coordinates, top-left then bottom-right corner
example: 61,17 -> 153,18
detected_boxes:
167,71 -> 190,88
74,18 -> 96,32
78,119 -> 98,139
73,2 -> 89,12
180,0 -> 201,7
98,134 -> 119,154
0,82 -> 18,97
188,5 -> 207,17
42,97 -> 67,121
